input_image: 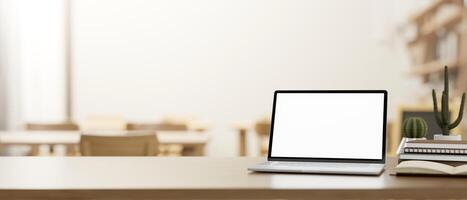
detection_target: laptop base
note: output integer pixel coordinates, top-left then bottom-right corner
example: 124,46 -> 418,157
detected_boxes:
249,161 -> 384,176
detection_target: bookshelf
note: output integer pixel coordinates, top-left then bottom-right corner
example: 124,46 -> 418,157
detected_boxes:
410,59 -> 458,76
406,0 -> 466,94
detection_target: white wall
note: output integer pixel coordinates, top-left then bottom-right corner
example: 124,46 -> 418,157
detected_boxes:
0,0 -> 22,130
0,0 -> 13,129
17,0 -> 66,123
71,0 -> 423,156
0,0 -> 67,130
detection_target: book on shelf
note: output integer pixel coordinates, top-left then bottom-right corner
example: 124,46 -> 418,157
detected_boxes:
395,160 -> 467,176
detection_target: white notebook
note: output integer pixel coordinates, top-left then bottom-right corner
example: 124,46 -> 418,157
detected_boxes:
399,153 -> 467,162
406,140 -> 467,149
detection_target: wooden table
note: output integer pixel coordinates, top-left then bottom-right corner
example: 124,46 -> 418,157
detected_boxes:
0,157 -> 467,199
0,131 -> 210,156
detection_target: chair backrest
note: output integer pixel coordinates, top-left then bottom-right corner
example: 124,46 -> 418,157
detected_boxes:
80,133 -> 159,156
254,121 -> 271,137
255,118 -> 271,156
25,123 -> 79,131
80,116 -> 127,131
127,123 -> 188,131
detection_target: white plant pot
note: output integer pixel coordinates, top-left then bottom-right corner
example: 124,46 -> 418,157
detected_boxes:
405,137 -> 427,142
434,134 -> 462,141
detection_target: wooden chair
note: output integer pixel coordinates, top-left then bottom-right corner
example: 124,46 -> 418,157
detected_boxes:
127,122 -> 187,156
80,133 -> 159,156
25,122 -> 79,156
254,119 -> 271,156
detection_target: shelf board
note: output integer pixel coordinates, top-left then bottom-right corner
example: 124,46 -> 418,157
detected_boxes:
408,11 -> 463,46
410,59 -> 458,76
409,0 -> 462,22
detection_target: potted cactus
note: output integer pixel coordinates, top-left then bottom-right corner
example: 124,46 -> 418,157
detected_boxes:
432,66 -> 465,140
396,117 -> 428,154
402,117 -> 428,140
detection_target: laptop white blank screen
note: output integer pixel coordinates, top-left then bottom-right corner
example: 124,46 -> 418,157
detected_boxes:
270,93 -> 385,160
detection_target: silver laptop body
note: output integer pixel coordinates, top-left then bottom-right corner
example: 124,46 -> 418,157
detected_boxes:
248,90 -> 387,176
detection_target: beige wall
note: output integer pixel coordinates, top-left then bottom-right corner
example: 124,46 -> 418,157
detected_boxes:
71,0 -> 423,156
0,0 -> 429,156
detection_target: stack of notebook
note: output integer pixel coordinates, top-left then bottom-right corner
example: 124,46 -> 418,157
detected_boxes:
399,140 -> 467,162
396,140 -> 467,176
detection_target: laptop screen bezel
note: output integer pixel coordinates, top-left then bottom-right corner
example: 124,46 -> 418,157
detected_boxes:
267,90 -> 387,164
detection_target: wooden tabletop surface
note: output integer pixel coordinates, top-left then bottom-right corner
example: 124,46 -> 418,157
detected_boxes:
0,157 -> 467,199
0,131 -> 210,145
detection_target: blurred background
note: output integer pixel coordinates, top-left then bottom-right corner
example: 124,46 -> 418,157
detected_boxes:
0,0 -> 465,157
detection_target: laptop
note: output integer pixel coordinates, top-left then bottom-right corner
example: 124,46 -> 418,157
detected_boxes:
248,90 -> 387,175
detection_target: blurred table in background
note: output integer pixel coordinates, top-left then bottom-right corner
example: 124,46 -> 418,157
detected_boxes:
0,131 -> 210,156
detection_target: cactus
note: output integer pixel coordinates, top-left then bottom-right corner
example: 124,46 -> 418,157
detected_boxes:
432,66 -> 466,135
402,117 -> 428,138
